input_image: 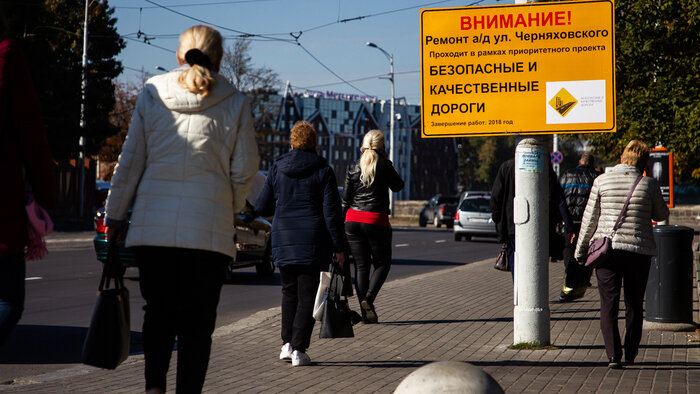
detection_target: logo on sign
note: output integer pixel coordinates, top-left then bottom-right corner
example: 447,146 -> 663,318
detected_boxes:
549,88 -> 578,117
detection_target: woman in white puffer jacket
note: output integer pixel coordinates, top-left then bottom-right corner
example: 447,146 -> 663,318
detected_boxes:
105,25 -> 259,394
575,140 -> 668,369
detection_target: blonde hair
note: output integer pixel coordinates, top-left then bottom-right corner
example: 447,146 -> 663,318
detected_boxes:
290,121 -> 317,152
359,130 -> 385,187
177,25 -> 223,97
620,139 -> 650,171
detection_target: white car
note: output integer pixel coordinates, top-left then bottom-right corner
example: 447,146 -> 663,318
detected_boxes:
453,195 -> 497,241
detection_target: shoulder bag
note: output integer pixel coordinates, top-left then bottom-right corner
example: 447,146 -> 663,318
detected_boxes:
584,175 -> 642,269
82,242 -> 130,369
494,244 -> 510,272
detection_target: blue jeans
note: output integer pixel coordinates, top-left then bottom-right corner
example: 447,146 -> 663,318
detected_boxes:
0,252 -> 25,347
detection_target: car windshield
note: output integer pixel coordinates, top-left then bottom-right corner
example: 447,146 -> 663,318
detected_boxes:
460,198 -> 491,213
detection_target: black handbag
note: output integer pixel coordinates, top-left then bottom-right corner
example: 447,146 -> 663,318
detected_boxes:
494,244 -> 510,272
82,243 -> 130,369
319,265 -> 354,338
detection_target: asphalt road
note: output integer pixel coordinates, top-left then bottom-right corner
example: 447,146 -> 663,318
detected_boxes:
0,225 -> 500,383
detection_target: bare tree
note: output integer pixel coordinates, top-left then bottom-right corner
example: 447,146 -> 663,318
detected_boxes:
220,38 -> 280,95
220,38 -> 283,169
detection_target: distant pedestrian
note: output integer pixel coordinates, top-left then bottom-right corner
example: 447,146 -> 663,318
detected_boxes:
105,25 -> 259,393
491,158 -> 573,282
558,152 -> 599,302
575,140 -> 668,369
342,129 -> 405,324
0,15 -> 57,347
490,159 -> 515,279
255,120 -> 345,366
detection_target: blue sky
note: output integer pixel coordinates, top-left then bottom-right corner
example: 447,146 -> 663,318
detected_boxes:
114,0 -> 504,105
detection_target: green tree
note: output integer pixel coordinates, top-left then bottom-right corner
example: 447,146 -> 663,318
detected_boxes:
457,136 -> 514,191
6,0 -> 124,161
590,0 -> 699,182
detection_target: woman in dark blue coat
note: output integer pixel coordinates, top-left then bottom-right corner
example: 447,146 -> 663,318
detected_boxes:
255,121 -> 345,366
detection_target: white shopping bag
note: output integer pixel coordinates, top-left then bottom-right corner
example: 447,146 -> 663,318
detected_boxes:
312,271 -> 331,321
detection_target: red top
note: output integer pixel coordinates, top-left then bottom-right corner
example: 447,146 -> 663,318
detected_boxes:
345,209 -> 390,227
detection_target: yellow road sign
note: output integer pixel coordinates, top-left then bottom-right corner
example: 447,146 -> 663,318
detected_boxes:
420,0 -> 616,137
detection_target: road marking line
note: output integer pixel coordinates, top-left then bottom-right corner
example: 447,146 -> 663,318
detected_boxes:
25,277 -> 42,281
395,243 -> 409,247
435,240 -> 447,243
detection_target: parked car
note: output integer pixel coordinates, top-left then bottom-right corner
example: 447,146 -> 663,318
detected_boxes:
93,172 -> 274,278
459,190 -> 490,202
419,194 -> 459,228
453,195 -> 497,241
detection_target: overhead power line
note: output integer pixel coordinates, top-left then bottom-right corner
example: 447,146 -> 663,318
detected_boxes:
123,36 -> 173,54
116,0 -> 278,9
143,0 -> 295,43
296,43 -> 371,97
297,71 -> 420,90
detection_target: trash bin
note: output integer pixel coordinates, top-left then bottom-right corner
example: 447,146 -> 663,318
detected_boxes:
645,225 -> 695,325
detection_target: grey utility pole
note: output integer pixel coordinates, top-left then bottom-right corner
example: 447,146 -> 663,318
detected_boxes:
512,0 -> 550,346
78,0 -> 89,218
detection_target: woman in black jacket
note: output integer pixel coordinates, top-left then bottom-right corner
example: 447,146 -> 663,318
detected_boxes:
342,130 -> 404,323
255,121 -> 345,366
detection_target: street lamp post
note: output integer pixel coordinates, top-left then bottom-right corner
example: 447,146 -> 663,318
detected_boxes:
78,0 -> 89,218
366,42 -> 395,215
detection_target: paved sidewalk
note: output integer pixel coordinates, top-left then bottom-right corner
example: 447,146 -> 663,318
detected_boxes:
3,254 -> 699,393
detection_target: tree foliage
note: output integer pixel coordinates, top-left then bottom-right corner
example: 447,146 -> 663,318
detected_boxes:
5,0 -> 124,161
457,136 -> 514,191
590,0 -> 699,182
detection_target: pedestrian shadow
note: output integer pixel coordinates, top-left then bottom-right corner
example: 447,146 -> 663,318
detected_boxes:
551,308 -> 600,314
0,325 -> 143,364
391,259 -> 464,267
471,360 -> 700,369
550,316 -> 600,321
384,317 -> 512,325
314,359 -> 429,368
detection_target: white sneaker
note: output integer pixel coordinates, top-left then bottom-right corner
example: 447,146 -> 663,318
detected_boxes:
291,350 -> 311,366
279,343 -> 292,360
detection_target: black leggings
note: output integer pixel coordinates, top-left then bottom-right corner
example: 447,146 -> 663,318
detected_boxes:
135,246 -> 229,394
344,221 -> 392,305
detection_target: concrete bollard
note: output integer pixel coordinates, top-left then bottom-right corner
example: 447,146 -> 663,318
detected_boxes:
394,361 -> 504,394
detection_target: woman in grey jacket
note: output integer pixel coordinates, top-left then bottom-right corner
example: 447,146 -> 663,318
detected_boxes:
575,140 -> 669,369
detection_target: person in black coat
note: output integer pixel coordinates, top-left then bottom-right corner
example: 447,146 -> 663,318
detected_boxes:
490,158 -> 573,282
342,129 -> 404,324
490,159 -> 515,279
558,152 -> 600,302
255,121 -> 345,367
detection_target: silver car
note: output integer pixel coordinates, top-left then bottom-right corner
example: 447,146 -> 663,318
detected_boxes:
453,195 -> 497,241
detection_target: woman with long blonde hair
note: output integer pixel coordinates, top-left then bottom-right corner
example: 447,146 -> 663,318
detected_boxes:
342,130 -> 404,323
106,25 -> 259,393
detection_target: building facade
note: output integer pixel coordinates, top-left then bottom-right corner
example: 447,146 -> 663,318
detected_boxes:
253,91 -> 457,201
